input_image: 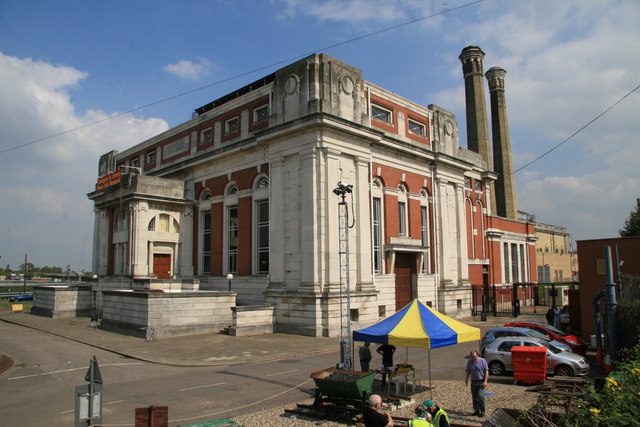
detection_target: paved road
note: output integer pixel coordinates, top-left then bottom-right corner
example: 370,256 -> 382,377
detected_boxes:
0,307 -> 546,426
0,327 -> 475,426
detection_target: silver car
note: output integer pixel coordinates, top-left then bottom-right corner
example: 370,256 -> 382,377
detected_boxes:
480,327 -> 572,356
484,336 -> 590,377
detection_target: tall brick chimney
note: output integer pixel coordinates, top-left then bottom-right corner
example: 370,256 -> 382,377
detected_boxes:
486,66 -> 517,219
459,46 -> 496,214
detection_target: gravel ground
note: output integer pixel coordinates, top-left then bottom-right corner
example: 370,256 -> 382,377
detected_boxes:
231,379 -> 540,426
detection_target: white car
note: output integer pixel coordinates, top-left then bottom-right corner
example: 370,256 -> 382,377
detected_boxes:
484,336 -> 590,377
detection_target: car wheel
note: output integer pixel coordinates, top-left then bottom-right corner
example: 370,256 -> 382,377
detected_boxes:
555,365 -> 574,377
489,361 -> 505,376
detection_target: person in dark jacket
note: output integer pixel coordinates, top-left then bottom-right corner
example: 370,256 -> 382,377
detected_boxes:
546,306 -> 555,325
362,394 -> 393,427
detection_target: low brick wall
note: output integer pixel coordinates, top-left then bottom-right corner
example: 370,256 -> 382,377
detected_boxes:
100,290 -> 235,338
31,285 -> 92,318
228,305 -> 275,336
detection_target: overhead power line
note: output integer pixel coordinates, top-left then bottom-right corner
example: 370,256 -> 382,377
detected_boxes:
512,84 -> 640,175
0,0 -> 483,156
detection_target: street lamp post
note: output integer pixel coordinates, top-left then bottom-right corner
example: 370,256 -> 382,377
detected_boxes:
226,273 -> 233,292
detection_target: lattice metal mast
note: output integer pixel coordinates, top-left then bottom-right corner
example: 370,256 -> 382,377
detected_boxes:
333,181 -> 354,370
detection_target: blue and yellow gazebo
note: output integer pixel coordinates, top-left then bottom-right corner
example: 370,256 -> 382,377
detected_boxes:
353,299 -> 481,394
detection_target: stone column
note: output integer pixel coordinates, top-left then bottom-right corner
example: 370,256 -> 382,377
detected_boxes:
486,67 -> 518,219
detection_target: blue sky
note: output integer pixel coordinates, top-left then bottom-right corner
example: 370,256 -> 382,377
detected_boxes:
1,0 -> 639,272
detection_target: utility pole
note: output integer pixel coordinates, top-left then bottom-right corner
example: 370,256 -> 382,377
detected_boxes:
24,253 -> 27,294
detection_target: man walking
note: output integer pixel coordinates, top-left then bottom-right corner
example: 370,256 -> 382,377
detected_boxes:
465,350 -> 489,417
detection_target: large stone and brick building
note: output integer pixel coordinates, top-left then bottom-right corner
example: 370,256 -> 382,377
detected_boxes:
85,48 -> 536,337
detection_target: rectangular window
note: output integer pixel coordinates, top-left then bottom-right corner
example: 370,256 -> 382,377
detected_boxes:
408,119 -> 425,137
511,243 -> 519,282
131,158 -> 140,168
227,205 -> 238,274
503,242 -> 510,283
201,128 -> 212,144
544,265 -> 551,283
253,105 -> 268,123
378,305 -> 386,318
159,214 -> 169,232
371,105 -> 392,124
421,205 -> 430,274
537,265 -> 543,282
398,201 -> 406,237
372,198 -> 383,274
225,117 -> 239,134
519,244 -> 525,282
465,176 -> 471,188
475,179 -> 482,191
146,150 -> 156,165
202,211 -> 211,275
256,199 -> 269,274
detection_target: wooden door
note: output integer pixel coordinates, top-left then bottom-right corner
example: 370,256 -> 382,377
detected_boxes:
394,253 -> 415,311
153,254 -> 171,279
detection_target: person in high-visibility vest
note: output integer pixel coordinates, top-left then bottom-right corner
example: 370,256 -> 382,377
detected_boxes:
408,402 -> 431,426
424,399 -> 450,427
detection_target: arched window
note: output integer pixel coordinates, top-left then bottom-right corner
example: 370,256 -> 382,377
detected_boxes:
226,184 -> 238,195
201,189 -> 211,201
256,177 -> 268,189
148,217 -> 155,231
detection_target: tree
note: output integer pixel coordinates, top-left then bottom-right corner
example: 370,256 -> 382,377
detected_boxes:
619,198 -> 640,237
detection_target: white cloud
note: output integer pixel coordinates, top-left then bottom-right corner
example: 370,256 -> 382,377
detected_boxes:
163,58 -> 211,80
274,0 -> 443,27
0,52 -> 169,270
425,1 -> 640,241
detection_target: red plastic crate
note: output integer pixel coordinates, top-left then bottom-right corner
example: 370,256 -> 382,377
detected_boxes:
511,346 -> 547,384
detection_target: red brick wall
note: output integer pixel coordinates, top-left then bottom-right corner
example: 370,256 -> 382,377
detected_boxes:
577,237 -> 640,339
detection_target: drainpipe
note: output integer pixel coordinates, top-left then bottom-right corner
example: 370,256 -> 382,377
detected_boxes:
593,289 -> 606,361
604,246 -> 618,363
430,163 -> 439,311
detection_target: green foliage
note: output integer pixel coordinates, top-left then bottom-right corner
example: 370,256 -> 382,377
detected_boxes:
617,299 -> 640,349
619,198 -> 640,237
565,340 -> 640,426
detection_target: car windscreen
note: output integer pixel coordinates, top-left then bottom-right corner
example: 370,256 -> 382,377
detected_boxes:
543,324 -> 568,337
542,342 -> 563,354
526,329 -> 551,341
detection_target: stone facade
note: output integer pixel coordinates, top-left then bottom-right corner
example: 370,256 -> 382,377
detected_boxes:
86,51 -> 536,338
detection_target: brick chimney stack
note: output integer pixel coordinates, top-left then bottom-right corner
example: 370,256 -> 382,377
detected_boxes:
459,46 -> 496,214
486,66 -> 517,219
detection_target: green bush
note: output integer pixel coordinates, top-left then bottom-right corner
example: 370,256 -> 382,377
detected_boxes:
565,339 -> 640,426
617,299 -> 640,349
